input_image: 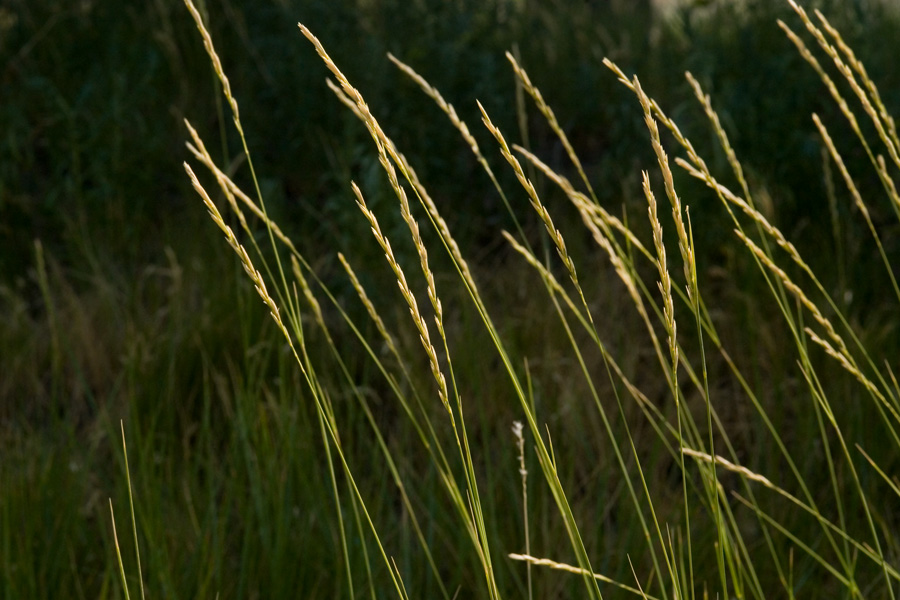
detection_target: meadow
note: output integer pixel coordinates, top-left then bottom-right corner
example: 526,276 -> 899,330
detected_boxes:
3,0 -> 900,597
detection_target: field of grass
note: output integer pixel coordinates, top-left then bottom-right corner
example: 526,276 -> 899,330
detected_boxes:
4,0 -> 900,597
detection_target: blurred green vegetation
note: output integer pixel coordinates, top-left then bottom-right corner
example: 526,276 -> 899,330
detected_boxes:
3,0 -> 900,597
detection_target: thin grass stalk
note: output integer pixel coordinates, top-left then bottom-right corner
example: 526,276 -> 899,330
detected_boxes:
349,178 -> 501,596
735,229 -> 900,435
119,423 -> 145,600
682,70 -> 791,292
512,145 -> 655,265
186,165 -> 411,598
333,60 -> 642,599
795,359 -> 896,597
188,117 -> 475,592
733,225 -> 888,581
677,155 -> 899,412
316,399 -> 357,598
504,52 -> 596,201
856,445 -> 900,501
293,256 -> 452,600
515,136 -> 782,595
502,230 -> 678,598
334,254 -> 457,479
109,501 -> 132,600
351,184 -> 451,413
683,448 -> 896,580
607,58 -> 793,321
778,15 -> 900,226
476,101 -> 592,326
386,54 -> 530,247
787,1 -> 900,170
633,77 -> 698,598
609,53 -> 885,595
813,113 -> 900,303
183,0 -> 296,330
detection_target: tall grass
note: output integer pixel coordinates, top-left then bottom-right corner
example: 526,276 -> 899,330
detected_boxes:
128,0 -> 900,597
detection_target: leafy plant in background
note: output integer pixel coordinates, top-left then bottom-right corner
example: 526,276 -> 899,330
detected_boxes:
143,0 -> 900,597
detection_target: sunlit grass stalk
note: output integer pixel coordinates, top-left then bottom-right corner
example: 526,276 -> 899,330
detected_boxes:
186,127 -> 411,600
385,54 -> 531,254
732,228 -> 892,595
787,1 -> 900,170
182,0 -> 296,328
605,47 -> 884,597
504,52 -> 596,201
813,113 -> 900,303
477,101 -> 592,326
344,180 -> 496,584
293,255 -> 452,600
779,9 -> 900,227
633,73 -> 703,598
682,446 -> 900,583
306,24 -> 613,599
357,59 -> 676,598
501,230 -> 677,598
659,64 -> 900,505
110,422 -> 144,600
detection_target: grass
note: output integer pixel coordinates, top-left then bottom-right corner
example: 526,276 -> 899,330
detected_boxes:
4,0 -> 900,597
168,0 -> 900,596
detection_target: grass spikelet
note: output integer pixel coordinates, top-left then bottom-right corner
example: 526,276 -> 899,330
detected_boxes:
804,327 -> 890,413
812,9 -> 900,152
350,182 -> 450,413
183,162 -> 287,339
675,158 -> 811,278
643,171 -> 678,374
681,448 -> 776,492
604,59 -> 707,180
733,227 -> 857,377
684,72 -> 751,201
478,101 -> 589,319
777,19 -> 861,140
386,52 -> 530,288
337,252 -> 399,358
505,52 -> 595,198
183,0 -> 240,124
787,1 -> 900,169
328,72 -> 482,299
325,77 -> 366,122
507,553 -> 656,598
632,76 -> 693,303
513,144 -> 655,265
297,23 -> 407,186
813,113 -> 900,302
387,54 -> 486,173
300,27 -> 458,365
511,421 -> 532,600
